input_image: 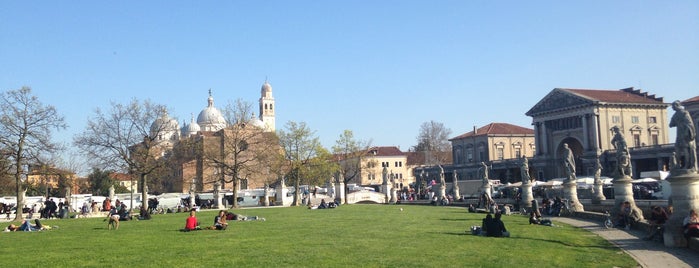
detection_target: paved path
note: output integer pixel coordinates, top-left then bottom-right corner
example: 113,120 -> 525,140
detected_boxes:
554,217 -> 699,268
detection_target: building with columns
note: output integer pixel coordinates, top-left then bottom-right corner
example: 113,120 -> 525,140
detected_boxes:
526,87 -> 670,180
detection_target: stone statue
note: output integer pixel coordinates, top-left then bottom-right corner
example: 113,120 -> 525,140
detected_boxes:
617,150 -> 632,177
669,100 -> 697,171
382,166 -> 389,185
593,157 -> 602,184
562,143 -> 577,182
480,162 -> 490,185
520,156 -> 531,184
439,165 -> 445,184
610,126 -> 628,157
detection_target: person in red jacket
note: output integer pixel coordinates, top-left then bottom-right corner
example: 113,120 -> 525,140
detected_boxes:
182,210 -> 200,232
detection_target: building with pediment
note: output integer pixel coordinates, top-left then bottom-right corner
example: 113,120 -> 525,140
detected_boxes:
526,87 -> 671,180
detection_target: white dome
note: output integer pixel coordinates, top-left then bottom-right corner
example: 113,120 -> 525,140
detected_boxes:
250,113 -> 266,129
150,110 -> 179,142
181,114 -> 200,136
197,91 -> 227,132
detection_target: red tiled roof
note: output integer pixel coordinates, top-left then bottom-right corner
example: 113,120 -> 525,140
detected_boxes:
450,123 -> 533,140
563,87 -> 664,104
110,173 -> 133,181
366,146 -> 404,157
683,96 -> 699,104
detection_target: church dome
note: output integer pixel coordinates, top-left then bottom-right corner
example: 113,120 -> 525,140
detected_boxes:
197,91 -> 227,132
150,109 -> 180,142
182,114 -> 200,136
250,113 -> 266,129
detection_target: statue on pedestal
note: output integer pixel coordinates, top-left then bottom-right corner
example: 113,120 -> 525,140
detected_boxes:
520,156 -> 531,184
669,100 -> 697,171
611,126 -> 632,178
562,143 -> 576,182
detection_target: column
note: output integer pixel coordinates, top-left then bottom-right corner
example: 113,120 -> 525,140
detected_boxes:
534,122 -> 542,155
541,122 -> 548,155
592,114 -> 600,151
582,115 -> 589,151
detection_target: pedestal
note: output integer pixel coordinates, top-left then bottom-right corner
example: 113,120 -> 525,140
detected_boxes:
563,181 -> 584,212
664,171 -> 699,247
390,188 -> 397,204
336,182 -> 345,204
438,185 -> 446,199
591,181 -> 606,204
612,176 -> 642,219
521,183 -> 534,210
453,184 -> 461,201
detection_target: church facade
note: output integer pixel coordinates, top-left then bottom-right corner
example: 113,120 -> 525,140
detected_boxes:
149,81 -> 278,194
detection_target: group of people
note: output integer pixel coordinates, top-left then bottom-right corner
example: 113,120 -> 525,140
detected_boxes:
308,199 -> 339,209
478,212 -> 509,237
182,209 -> 265,232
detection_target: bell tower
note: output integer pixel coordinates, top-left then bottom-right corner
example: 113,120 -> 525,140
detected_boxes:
259,80 -> 275,131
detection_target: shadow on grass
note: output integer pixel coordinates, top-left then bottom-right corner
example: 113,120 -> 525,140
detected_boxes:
437,231 -> 617,249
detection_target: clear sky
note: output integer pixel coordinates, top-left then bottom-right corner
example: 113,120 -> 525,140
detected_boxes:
1,1 -> 697,170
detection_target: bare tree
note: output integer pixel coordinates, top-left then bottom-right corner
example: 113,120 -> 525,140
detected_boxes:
278,121 -> 337,206
203,99 -> 280,207
0,87 -> 66,220
74,99 -> 169,217
412,120 -> 452,165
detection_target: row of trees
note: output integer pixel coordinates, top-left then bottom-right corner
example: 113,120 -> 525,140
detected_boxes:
0,87 -> 453,220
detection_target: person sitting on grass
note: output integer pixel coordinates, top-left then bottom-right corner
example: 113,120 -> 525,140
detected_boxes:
181,210 -> 200,232
529,211 -> 552,226
481,213 -> 493,236
213,210 -> 228,230
485,212 -> 509,237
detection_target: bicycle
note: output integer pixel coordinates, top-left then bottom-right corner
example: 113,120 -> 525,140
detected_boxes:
603,211 -> 614,229
558,199 -> 572,217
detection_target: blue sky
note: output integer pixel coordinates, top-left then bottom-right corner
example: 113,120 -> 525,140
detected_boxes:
1,1 -> 697,168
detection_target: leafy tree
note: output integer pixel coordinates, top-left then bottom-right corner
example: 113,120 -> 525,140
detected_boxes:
412,120 -> 452,165
332,130 -> 372,203
278,121 -> 336,206
0,87 -> 66,220
86,168 -> 119,196
74,99 -> 168,216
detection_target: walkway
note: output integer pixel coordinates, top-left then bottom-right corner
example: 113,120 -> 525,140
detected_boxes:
554,217 -> 699,268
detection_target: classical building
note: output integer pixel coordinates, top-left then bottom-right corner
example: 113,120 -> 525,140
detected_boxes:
526,87 -> 671,180
342,146 -> 411,190
149,81 -> 278,193
447,123 -> 535,183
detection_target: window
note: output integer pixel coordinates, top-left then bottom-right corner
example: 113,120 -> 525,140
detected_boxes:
648,116 -> 657,124
631,116 -> 639,124
394,161 -> 398,167
612,116 -> 620,123
633,134 -> 641,147
467,150 -> 473,163
496,148 -> 504,160
514,148 -> 521,159
651,134 -> 658,145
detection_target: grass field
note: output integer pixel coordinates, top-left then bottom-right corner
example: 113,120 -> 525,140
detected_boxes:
0,204 -> 637,267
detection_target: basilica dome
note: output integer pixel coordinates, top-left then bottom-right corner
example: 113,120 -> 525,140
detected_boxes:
250,113 -> 266,129
197,91 -> 227,132
150,109 -> 180,142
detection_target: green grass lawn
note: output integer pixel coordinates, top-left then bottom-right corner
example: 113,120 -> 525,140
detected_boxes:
0,204 -> 636,268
